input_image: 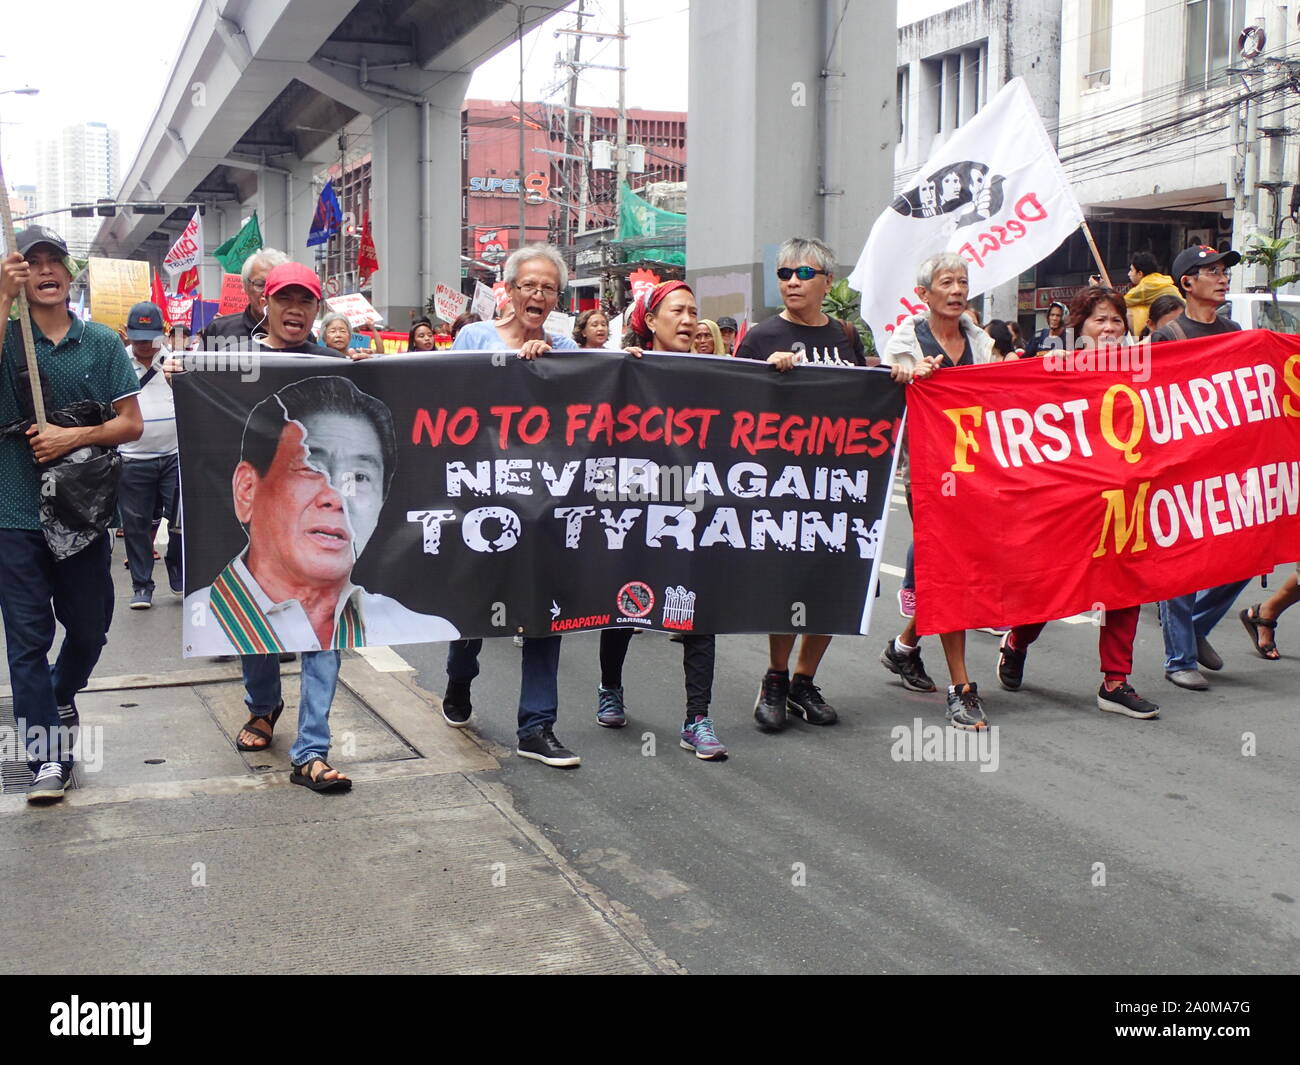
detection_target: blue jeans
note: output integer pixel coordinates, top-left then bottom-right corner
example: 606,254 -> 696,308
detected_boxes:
240,650 -> 340,765
1158,580 -> 1252,672
446,636 -> 561,739
0,529 -> 113,771
118,454 -> 181,594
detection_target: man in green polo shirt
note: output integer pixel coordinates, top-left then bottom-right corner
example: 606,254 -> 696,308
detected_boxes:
0,226 -> 143,803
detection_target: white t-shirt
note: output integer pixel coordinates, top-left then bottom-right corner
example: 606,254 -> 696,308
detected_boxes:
119,353 -> 177,459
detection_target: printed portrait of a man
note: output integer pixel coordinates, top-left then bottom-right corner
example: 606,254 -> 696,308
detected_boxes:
184,376 -> 458,654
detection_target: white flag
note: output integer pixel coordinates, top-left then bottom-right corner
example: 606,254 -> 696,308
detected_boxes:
848,77 -> 1083,342
163,209 -> 203,281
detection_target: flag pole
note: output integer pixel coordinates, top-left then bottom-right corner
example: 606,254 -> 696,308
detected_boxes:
0,131 -> 48,431
1079,220 -> 1113,288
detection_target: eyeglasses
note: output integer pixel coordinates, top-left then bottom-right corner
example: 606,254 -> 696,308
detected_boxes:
777,266 -> 829,282
1196,267 -> 1230,279
514,281 -> 559,297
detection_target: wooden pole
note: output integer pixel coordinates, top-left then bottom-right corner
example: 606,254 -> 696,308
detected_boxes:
1080,220 -> 1113,289
0,131 -> 48,430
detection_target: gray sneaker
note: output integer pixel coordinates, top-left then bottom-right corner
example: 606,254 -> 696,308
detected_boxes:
1165,668 -> 1209,691
27,762 -> 69,804
130,589 -> 152,610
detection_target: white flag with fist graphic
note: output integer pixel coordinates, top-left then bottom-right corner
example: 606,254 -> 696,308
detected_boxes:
848,77 -> 1083,342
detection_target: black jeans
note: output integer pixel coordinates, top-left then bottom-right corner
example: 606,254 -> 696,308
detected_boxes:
599,629 -> 715,712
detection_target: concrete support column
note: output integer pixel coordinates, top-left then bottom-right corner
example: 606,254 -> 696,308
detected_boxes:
686,0 -> 895,325
369,73 -> 469,328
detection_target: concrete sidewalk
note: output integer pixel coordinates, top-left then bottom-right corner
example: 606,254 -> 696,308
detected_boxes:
0,657 -> 681,974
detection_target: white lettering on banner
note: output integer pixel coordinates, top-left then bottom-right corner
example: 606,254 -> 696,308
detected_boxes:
848,78 -> 1084,339
1147,462 -> 1299,547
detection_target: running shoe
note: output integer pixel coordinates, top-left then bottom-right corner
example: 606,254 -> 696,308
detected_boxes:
946,683 -> 988,730
596,685 -> 626,728
680,716 -> 727,759
880,641 -> 937,693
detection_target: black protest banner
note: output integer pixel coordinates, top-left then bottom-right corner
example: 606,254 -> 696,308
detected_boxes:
174,351 -> 904,655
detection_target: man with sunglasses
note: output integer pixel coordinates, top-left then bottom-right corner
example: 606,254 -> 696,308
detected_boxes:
1151,245 -> 1250,691
735,236 -> 867,733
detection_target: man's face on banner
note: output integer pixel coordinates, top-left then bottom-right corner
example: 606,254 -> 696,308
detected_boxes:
235,410 -> 386,587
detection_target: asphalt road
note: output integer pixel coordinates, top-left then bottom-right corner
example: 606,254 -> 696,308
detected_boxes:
394,505 -> 1299,975
8,515 -> 1297,974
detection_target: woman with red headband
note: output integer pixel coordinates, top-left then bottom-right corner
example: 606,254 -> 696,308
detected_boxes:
597,280 -> 727,760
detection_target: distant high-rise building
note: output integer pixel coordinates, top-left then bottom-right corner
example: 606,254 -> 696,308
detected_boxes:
38,122 -> 120,256
9,184 -> 39,220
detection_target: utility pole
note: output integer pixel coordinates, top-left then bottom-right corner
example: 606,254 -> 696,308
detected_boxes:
561,0 -> 586,259
616,0 -> 627,233
515,5 -> 533,253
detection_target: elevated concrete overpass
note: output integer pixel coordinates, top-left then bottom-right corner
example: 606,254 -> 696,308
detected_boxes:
97,0 -> 568,324
99,0 -> 898,330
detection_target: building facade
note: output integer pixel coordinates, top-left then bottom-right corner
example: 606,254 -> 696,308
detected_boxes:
39,122 -> 120,258
1057,0 -> 1299,297
896,0 -> 1063,329
461,99 -> 686,288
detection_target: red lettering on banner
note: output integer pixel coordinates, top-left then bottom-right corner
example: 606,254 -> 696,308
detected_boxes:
516,406 -> 549,445
410,406 -> 482,446
490,405 -> 522,447
566,404 -> 592,445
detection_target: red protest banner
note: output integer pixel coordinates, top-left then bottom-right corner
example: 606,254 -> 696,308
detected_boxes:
906,331 -> 1300,635
217,273 -> 248,315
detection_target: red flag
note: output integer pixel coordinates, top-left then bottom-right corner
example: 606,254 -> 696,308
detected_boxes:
151,272 -> 171,328
358,211 -> 378,285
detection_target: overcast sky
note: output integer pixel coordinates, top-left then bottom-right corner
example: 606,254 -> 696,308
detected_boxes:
1,0 -> 961,196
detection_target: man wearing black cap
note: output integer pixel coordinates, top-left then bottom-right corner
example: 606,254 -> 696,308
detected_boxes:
1151,244 -> 1248,691
119,301 -> 181,610
0,227 -> 143,803
1151,245 -> 1242,343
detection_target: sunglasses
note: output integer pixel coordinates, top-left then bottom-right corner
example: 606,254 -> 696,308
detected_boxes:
777,266 -> 828,281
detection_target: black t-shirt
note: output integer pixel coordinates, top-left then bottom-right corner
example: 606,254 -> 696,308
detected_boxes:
1151,312 -> 1241,342
734,314 -> 866,367
254,339 -> 342,357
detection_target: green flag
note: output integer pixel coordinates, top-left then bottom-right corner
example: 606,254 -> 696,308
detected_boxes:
212,213 -> 262,275
618,183 -> 685,266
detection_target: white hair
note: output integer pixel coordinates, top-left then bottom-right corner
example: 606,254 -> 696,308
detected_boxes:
777,236 -> 835,273
916,251 -> 969,289
502,243 -> 568,289
241,248 -> 290,285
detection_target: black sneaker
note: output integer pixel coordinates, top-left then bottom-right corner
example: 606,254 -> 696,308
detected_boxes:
57,701 -> 79,729
753,669 -> 789,731
516,726 -> 581,767
1097,682 -> 1159,720
442,680 -> 473,728
946,683 -> 988,730
787,675 -> 837,725
27,762 -> 69,804
880,642 -> 937,693
997,632 -> 1026,691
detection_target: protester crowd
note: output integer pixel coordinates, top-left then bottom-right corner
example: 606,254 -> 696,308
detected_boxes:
0,222 -> 1285,802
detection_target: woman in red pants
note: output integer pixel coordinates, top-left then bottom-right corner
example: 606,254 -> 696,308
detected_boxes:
994,286 -> 1160,721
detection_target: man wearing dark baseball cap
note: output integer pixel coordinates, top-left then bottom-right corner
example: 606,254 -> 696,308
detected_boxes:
119,302 -> 182,610
1150,244 -> 1248,692
0,226 -> 144,802
1151,245 -> 1242,344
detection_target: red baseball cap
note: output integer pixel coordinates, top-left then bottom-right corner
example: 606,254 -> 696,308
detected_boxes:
264,262 -> 322,300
